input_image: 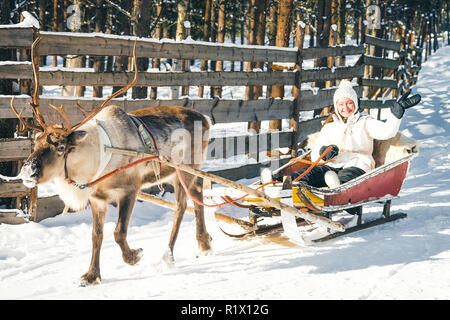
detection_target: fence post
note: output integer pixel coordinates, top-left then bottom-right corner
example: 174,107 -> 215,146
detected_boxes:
291,22 -> 305,158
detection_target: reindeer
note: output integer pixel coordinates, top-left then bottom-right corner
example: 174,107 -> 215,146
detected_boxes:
6,37 -> 212,285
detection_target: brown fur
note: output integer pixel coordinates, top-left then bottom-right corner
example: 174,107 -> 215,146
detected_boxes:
20,105 -> 211,285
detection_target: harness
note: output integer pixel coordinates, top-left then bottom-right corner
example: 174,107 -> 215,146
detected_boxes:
65,115 -> 162,191
64,121 -> 112,189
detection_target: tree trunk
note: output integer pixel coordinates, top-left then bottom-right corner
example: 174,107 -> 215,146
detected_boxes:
447,0 -> 449,45
52,0 -> 59,67
113,0 -> 131,97
290,20 -> 305,157
248,0 -> 267,135
213,0 -> 225,98
268,0 -> 293,157
327,0 -> 338,88
210,0 -> 218,97
230,2 -> 237,72
266,0 -> 278,98
93,0 -> 106,98
245,0 -> 257,102
433,9 -> 439,52
39,0 -> 47,66
313,0 -> 331,116
132,0 -> 150,99
62,0 -> 85,97
150,1 -> 163,99
198,0 -> 212,97
336,0 -> 347,68
170,0 -> 189,99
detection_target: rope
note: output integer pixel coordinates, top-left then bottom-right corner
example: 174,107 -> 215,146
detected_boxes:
65,145 -> 335,208
292,145 -> 333,182
176,167 -> 278,208
65,156 -> 158,189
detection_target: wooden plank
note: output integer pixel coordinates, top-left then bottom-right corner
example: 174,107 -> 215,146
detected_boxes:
39,31 -> 298,63
0,211 -> 29,225
35,195 -> 66,222
0,138 -> 32,161
207,131 -> 292,160
39,32 -> 366,63
0,62 -> 33,79
363,55 -> 400,70
0,181 -> 30,198
207,158 -> 291,181
38,69 -> 296,87
359,99 -> 396,109
302,45 -> 365,60
0,95 -> 294,123
365,35 -> 401,51
301,65 -> 364,83
0,28 -> 34,48
410,66 -> 421,73
122,98 -> 294,124
361,78 -> 398,89
0,95 -> 34,119
1,64 -> 360,89
297,116 -> 328,144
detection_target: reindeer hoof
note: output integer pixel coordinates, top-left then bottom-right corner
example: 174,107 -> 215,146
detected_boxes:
155,249 -> 175,272
198,233 -> 213,252
80,273 -> 101,287
123,248 -> 143,265
196,247 -> 214,258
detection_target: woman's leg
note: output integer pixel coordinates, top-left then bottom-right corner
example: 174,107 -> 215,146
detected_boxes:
289,165 -> 337,188
337,167 -> 366,215
337,167 -> 366,184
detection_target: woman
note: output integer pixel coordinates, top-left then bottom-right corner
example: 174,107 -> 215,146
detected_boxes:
284,80 -> 421,193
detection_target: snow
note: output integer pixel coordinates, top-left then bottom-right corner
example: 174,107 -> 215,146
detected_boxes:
1,39 -> 450,300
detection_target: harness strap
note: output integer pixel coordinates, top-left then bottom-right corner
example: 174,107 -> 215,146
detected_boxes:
64,122 -> 112,189
128,115 -> 163,192
128,115 -> 158,156
92,122 -> 112,181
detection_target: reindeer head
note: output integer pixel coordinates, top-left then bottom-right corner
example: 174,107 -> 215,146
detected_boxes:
11,37 -> 138,188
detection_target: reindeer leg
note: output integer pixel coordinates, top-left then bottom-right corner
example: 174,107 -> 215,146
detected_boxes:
162,175 -> 188,266
81,198 -> 107,286
188,178 -> 212,253
114,192 -> 143,265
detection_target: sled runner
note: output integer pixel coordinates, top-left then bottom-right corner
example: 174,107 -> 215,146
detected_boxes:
205,132 -> 419,243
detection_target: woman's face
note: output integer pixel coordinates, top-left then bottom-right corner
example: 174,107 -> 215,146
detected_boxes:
336,97 -> 356,118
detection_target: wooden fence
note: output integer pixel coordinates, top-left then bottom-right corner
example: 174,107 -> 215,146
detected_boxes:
0,25 -> 425,223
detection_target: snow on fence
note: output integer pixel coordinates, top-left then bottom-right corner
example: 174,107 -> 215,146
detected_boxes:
0,26 -> 424,222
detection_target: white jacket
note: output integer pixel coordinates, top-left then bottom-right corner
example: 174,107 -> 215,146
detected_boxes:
311,109 -> 401,173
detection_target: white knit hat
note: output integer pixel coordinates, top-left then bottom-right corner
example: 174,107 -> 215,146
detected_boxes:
333,80 -> 359,111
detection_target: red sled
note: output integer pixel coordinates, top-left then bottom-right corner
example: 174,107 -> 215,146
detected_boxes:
214,132 -> 419,242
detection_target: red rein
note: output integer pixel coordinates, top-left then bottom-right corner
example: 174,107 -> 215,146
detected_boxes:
68,146 -> 333,207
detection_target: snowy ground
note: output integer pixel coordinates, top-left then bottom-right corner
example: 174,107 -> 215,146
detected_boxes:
1,43 -> 450,300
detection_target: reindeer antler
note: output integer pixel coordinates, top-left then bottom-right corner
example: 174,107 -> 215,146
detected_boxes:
48,104 -> 73,135
70,40 -> 138,133
10,37 -> 138,138
10,36 -> 50,136
10,96 -> 30,135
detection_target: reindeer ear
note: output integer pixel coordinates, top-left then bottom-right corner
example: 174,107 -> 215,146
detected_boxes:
68,130 -> 88,145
